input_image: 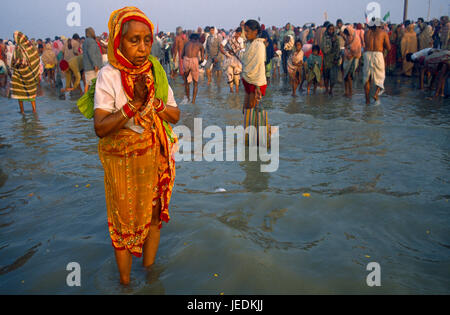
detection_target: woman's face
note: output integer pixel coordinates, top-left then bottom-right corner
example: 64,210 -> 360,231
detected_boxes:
244,26 -> 258,41
120,20 -> 152,66
295,42 -> 302,51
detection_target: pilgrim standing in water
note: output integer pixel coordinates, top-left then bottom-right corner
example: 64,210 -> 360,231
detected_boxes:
287,40 -> 304,96
342,25 -> 361,97
363,18 -> 391,104
10,31 -> 41,114
93,6 -> 180,285
181,33 -> 204,104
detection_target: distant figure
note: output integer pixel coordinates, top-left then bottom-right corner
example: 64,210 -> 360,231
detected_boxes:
306,45 -> 322,95
355,23 -> 365,49
241,20 -> 267,109
321,23 -> 340,95
401,24 -> 418,77
205,27 -> 223,85
10,31 -> 41,114
41,43 -> 58,88
281,23 -> 295,75
272,43 -> 282,79
418,23 -> 434,51
363,18 -> 390,104
260,30 -> 274,85
181,33 -> 204,104
405,48 -> 437,90
59,55 -> 84,94
439,16 -> 450,49
63,33 -> 81,62
420,49 -> 449,97
55,71 -> 65,100
0,39 -> 6,64
287,40 -> 304,96
342,25 -> 361,97
82,27 -> 103,93
0,58 -> 7,91
221,27 -> 244,93
172,26 -> 187,78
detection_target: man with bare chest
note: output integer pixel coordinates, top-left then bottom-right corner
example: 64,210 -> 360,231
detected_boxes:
363,18 -> 391,104
173,27 -> 188,78
181,33 -> 205,104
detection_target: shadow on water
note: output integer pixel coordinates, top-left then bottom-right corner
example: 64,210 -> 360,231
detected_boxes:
240,161 -> 269,193
0,243 -> 41,276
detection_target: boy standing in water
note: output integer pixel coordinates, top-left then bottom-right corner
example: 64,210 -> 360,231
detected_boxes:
181,33 -> 204,104
306,45 -> 322,95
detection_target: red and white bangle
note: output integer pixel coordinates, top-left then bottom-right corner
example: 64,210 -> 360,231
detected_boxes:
154,99 -> 166,113
122,103 -> 136,119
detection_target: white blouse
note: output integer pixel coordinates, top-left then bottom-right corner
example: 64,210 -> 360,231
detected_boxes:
94,63 -> 178,134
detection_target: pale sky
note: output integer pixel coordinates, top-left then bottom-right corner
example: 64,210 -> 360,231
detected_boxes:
1,0 -> 449,40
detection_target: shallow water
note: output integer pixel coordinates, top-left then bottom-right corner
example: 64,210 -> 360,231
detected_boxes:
0,72 -> 449,294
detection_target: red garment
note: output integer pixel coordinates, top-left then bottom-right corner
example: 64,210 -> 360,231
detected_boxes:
319,50 -> 324,72
200,33 -> 206,44
0,45 -> 5,62
386,43 -> 397,72
242,78 -> 267,96
96,39 -> 103,54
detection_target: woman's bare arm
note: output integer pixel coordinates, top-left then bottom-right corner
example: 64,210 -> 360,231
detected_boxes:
94,74 -> 147,138
157,104 -> 180,124
94,99 -> 180,138
94,108 -> 132,138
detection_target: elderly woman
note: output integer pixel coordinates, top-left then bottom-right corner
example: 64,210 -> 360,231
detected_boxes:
93,7 -> 180,285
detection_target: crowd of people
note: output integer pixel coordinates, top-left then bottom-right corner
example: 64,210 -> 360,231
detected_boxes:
0,15 -> 449,113
149,15 -> 450,104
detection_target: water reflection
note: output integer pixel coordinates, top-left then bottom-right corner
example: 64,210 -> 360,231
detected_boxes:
240,160 -> 269,193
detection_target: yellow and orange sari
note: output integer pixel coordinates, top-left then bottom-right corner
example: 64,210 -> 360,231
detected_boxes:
98,7 -> 177,257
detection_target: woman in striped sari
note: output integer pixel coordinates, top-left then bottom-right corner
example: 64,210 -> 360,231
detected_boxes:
94,7 -> 180,285
10,31 -> 41,114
